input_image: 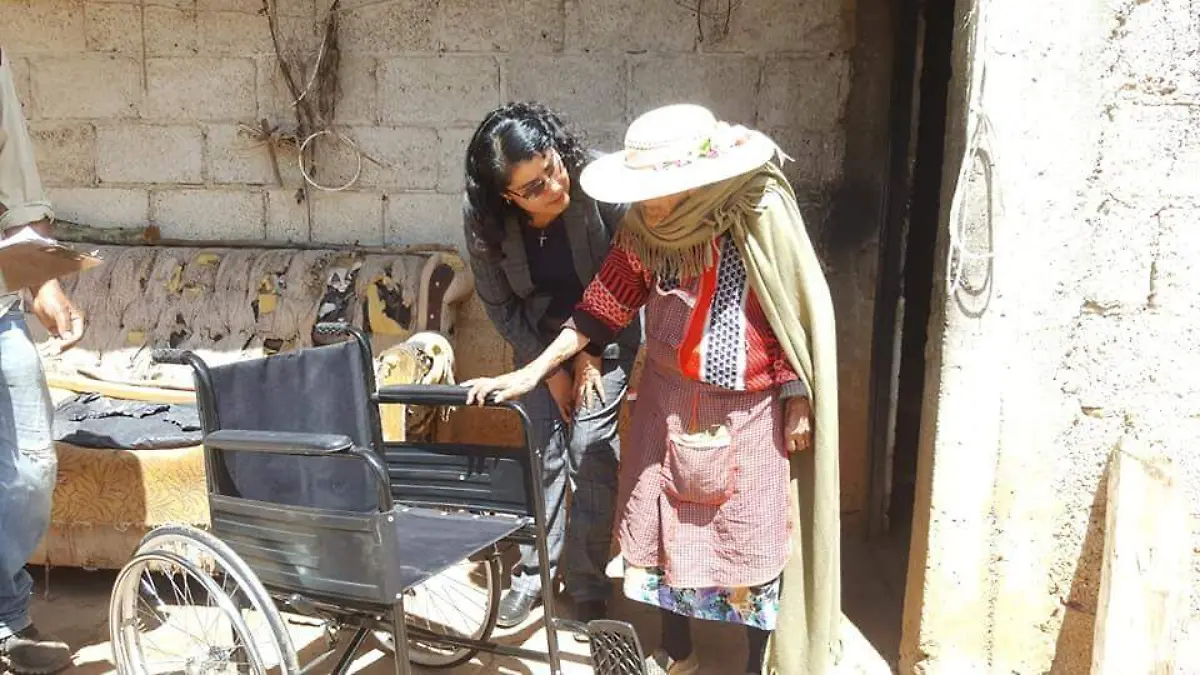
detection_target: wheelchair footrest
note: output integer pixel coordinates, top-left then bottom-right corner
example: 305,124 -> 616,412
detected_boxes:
586,619 -> 649,675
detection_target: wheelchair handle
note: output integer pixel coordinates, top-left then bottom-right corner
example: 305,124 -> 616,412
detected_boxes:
150,348 -> 192,366
377,383 -> 508,408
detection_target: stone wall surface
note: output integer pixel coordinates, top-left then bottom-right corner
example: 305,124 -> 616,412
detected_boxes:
902,0 -> 1200,672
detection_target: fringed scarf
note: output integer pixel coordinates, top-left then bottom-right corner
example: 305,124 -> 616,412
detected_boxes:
619,162 -> 843,675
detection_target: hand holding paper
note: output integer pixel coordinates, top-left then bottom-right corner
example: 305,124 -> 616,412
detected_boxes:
0,228 -> 102,294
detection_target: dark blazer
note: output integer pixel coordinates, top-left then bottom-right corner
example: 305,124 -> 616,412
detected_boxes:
466,181 -> 641,368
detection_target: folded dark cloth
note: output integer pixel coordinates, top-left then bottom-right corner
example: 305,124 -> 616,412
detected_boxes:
53,392 -> 202,450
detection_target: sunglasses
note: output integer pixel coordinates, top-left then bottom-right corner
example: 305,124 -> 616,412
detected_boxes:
507,150 -> 565,202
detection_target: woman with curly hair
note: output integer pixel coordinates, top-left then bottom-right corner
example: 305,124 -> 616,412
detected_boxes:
463,102 -> 640,628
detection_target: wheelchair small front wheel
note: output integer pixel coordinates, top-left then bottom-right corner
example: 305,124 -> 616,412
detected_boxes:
372,553 -> 501,668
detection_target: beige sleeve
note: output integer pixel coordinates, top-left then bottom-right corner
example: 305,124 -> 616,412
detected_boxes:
0,48 -> 54,231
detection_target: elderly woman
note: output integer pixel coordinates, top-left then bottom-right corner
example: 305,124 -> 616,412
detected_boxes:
465,104 -> 841,675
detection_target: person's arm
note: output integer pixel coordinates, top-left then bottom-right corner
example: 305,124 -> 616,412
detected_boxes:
0,47 -> 83,351
0,47 -> 54,236
464,244 -> 652,405
465,239 -> 551,367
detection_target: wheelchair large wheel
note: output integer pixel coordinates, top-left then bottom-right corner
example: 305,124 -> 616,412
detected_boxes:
110,550 -> 281,674
120,525 -> 300,675
372,553 -> 501,668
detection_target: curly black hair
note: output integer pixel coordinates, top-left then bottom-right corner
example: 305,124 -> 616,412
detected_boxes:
463,102 -> 589,260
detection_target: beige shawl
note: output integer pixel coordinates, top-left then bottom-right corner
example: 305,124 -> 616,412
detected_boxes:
618,163 -> 842,675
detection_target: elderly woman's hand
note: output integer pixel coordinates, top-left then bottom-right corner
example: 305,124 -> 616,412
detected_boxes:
572,352 -> 606,412
463,368 -> 543,406
784,396 -> 813,454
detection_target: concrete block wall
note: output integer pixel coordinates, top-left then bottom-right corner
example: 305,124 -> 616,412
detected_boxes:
902,0 -> 1200,672
3,0 -> 883,530
1,0 -> 853,251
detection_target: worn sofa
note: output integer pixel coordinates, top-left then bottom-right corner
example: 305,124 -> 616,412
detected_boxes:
26,242 -> 473,570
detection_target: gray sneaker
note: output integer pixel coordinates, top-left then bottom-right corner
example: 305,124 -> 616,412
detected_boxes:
0,626 -> 71,674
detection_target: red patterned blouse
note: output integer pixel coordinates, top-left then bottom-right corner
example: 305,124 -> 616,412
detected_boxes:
571,235 -> 807,399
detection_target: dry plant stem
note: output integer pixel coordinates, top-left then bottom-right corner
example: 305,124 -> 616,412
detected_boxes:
263,0 -> 342,187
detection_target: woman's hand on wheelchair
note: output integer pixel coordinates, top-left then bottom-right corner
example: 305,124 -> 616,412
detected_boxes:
464,368 -> 542,406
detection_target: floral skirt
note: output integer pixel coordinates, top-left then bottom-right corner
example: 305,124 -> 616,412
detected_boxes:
623,563 -> 782,630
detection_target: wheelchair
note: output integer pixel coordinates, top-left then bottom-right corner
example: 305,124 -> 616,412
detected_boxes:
107,324 -> 648,674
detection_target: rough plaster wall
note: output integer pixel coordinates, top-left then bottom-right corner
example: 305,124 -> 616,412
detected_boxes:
902,0 -> 1200,673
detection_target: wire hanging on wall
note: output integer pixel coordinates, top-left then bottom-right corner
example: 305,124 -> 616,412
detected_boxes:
945,0 -> 1000,299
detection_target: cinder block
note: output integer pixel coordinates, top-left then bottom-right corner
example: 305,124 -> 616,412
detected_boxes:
28,122 -> 96,186
338,0 -> 437,53
0,0 -> 85,55
85,2 -> 143,54
146,58 -> 257,121
32,56 -> 141,119
205,123 -> 303,186
332,56 -> 378,125
255,56 -> 294,124
144,6 -> 200,56
152,189 -> 266,240
309,191 -> 384,245
629,55 -> 759,124
565,0 -> 695,52
759,56 -> 851,130
1154,208 -> 1200,313
266,188 -> 310,242
504,55 -> 625,127
255,50 -> 336,125
1079,199 -> 1156,314
97,124 -> 203,184
318,127 -> 438,191
48,187 -> 149,228
1103,103 -> 1199,199
584,124 -> 626,153
437,0 -> 562,52
378,57 -> 499,126
384,192 -> 463,251
200,11 -> 276,55
765,126 -> 846,191
438,127 -> 474,194
699,0 -> 849,54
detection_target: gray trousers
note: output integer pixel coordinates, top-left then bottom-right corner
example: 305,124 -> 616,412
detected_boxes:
510,354 -> 630,603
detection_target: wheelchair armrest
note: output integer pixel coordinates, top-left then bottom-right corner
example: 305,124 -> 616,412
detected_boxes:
204,430 -> 354,456
377,383 -> 479,407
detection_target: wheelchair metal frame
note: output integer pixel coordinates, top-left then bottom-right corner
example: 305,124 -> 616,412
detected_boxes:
141,324 -> 581,675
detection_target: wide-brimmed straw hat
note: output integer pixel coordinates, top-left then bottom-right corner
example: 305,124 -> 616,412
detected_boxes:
580,104 -> 782,204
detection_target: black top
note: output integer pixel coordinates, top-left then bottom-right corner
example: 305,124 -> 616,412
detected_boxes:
522,216 -> 584,329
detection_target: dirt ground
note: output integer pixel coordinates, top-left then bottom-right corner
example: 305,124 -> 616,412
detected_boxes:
27,533 -> 905,674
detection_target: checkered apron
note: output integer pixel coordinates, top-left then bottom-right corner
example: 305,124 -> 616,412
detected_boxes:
617,286 -> 793,589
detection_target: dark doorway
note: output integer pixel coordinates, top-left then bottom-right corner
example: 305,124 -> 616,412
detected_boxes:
867,0 -> 958,538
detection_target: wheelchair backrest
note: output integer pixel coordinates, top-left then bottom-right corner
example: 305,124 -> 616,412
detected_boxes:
206,340 -> 383,512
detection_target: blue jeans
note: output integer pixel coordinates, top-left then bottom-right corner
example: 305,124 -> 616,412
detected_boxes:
511,355 -> 629,603
0,308 -> 55,640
